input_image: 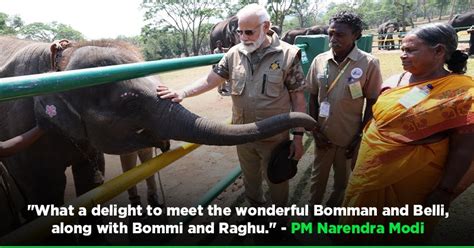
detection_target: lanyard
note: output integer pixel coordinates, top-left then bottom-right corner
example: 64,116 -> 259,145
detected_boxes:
325,60 -> 351,96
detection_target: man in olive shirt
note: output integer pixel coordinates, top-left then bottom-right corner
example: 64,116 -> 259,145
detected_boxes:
306,11 -> 383,209
158,4 -> 306,207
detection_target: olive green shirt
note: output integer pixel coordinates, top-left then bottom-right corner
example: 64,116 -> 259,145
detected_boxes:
306,45 -> 383,147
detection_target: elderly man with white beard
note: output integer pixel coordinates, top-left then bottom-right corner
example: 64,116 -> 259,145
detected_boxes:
157,3 -> 307,209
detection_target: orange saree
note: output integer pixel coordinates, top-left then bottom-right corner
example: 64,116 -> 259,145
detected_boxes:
340,74 -> 474,235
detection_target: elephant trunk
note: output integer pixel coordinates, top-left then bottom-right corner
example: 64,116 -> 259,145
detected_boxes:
156,101 -> 316,145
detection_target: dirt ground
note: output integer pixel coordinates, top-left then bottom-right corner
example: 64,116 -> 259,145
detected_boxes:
62,58 -> 474,245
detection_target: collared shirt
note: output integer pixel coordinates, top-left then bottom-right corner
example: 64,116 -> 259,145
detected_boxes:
306,45 -> 383,147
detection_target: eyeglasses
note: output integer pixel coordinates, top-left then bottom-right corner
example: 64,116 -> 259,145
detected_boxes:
236,23 -> 264,36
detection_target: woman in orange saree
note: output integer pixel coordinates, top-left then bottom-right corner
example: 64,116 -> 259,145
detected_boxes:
340,23 -> 474,244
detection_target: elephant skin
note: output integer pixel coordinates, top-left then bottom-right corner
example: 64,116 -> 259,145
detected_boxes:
0,38 -> 105,214
270,25 -> 282,37
210,16 -> 239,53
449,11 -> 474,32
281,25 -> 328,45
449,11 -> 474,55
0,37 -> 317,212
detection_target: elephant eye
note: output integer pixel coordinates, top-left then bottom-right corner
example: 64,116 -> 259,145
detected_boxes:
119,92 -> 140,107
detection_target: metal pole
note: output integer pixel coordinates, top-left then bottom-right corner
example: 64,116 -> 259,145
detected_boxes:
178,166 -> 242,224
0,54 -> 223,102
0,142 -> 201,244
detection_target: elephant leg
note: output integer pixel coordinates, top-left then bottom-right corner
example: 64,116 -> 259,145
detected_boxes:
388,35 -> 394,50
71,152 -> 107,245
71,151 -> 105,196
137,148 -> 162,207
120,152 -> 141,206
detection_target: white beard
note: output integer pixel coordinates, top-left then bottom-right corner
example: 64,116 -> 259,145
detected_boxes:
241,28 -> 266,53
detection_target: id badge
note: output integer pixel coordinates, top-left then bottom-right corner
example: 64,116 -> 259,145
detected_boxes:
348,81 -> 363,99
399,87 -> 429,109
319,101 -> 330,118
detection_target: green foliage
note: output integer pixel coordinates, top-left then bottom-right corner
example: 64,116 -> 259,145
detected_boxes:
19,21 -> 84,42
0,12 -> 23,35
141,0 -> 225,57
116,35 -> 141,47
320,2 -> 355,25
53,22 -> 84,41
292,0 -> 321,28
140,25 -> 183,60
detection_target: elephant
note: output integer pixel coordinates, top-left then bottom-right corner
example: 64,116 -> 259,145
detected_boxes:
0,37 -> 317,236
449,11 -> 474,55
281,25 -> 328,45
270,25 -> 282,37
377,21 -> 400,50
449,11 -> 474,32
209,16 -> 239,53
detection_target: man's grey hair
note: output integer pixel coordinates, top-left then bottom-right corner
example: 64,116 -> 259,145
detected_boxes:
236,3 -> 270,23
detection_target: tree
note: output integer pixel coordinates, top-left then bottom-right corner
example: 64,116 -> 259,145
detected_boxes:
293,0 -> 321,28
53,22 -> 84,41
140,25 -> 183,60
19,21 -> 84,42
0,12 -> 23,35
393,0 -> 416,31
434,0 -> 450,20
356,0 -> 386,28
116,35 -> 141,47
142,0 -> 224,56
320,2 -> 355,25
267,0 -> 294,31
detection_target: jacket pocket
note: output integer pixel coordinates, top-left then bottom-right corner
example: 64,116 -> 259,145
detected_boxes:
231,70 -> 246,96
264,71 -> 284,97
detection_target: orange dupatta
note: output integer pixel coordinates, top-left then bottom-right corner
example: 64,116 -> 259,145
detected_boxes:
342,74 -> 474,225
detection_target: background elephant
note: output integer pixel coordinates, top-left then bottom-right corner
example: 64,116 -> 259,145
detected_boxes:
270,25 -> 282,37
0,37 -> 316,235
449,11 -> 474,31
377,21 -> 400,50
281,25 -> 328,45
209,16 -> 239,53
449,11 -> 474,55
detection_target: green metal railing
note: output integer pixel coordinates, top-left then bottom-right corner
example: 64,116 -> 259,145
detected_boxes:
0,45 -> 309,103
0,54 -> 223,102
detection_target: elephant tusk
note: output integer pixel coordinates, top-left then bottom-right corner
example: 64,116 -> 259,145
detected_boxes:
135,128 -> 145,134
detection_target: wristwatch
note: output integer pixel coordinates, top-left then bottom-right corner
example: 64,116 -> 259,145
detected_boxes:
292,131 -> 304,136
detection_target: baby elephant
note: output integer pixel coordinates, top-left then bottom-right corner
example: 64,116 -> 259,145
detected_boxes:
120,140 -> 170,207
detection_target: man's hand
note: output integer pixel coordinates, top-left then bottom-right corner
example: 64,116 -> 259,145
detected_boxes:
156,85 -> 186,103
312,130 -> 332,150
345,135 -> 362,159
289,136 -> 304,160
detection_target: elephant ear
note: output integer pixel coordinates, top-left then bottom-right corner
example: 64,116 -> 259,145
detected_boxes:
34,94 -> 87,141
227,16 -> 239,46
